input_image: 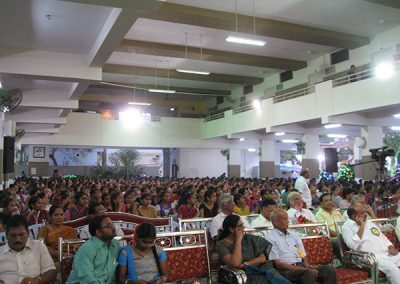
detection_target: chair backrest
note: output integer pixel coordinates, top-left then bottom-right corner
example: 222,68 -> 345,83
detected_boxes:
64,212 -> 173,235
58,237 -> 86,284
334,220 -> 348,261
0,231 -> 6,246
302,236 -> 334,265
178,217 -> 213,231
155,229 -> 211,282
28,223 -> 45,240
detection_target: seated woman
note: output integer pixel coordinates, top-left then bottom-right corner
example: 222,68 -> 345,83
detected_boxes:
38,205 -> 77,260
216,214 -> 289,284
137,193 -> 158,218
117,223 -> 167,284
25,195 -> 49,226
233,194 -> 250,216
155,191 -> 175,217
111,191 -> 127,213
199,188 -> 219,218
177,191 -> 198,219
64,192 -> 89,221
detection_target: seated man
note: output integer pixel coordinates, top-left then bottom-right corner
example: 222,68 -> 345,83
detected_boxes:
251,199 -> 276,228
266,209 -> 337,284
0,215 -> 57,284
79,202 -> 124,239
343,207 -> 400,284
315,193 -> 345,237
209,194 -> 250,239
67,215 -> 120,283
286,192 -> 316,224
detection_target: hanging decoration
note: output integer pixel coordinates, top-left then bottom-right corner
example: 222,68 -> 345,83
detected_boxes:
319,171 -> 334,181
337,164 -> 355,182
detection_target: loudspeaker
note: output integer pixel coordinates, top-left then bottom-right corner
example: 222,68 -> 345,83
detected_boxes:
3,136 -> 15,174
324,148 -> 338,173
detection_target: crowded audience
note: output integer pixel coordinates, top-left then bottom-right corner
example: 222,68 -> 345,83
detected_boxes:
0,172 -> 399,283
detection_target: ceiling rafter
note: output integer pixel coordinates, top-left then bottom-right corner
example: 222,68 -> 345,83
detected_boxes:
143,3 -> 369,49
116,39 -> 306,71
103,64 -> 264,85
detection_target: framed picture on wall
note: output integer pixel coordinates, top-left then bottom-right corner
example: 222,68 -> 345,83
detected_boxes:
33,146 -> 45,158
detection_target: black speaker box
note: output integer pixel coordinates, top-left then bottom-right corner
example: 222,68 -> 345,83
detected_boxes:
3,136 -> 15,174
324,148 -> 338,173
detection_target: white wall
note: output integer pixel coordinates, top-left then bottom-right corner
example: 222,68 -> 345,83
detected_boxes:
241,150 -> 259,178
178,148 -> 227,178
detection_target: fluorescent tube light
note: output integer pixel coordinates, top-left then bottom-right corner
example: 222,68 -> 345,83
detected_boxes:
239,138 -> 245,141
393,114 -> 400,118
275,132 -> 285,136
128,102 -> 152,106
148,89 -> 176,94
176,69 -> 210,75
327,134 -> 347,138
390,126 -> 400,131
226,36 -> 266,46
248,148 -> 257,152
324,124 -> 342,129
282,139 -> 299,143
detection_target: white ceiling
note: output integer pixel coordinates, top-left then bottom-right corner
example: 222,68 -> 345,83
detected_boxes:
0,0 -> 400,137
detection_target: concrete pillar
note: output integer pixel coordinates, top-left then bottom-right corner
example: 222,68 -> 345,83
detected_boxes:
260,140 -> 275,178
361,126 -> 383,180
303,134 -> 320,178
163,148 -> 170,178
228,149 -> 241,177
353,138 -> 363,178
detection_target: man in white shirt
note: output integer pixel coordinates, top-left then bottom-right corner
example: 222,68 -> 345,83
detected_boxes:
251,199 -> 276,228
287,192 -> 316,224
294,169 -> 312,208
209,194 -> 249,239
0,215 -> 57,284
343,207 -> 400,284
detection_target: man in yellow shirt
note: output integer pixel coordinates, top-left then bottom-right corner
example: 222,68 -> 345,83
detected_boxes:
315,193 -> 345,237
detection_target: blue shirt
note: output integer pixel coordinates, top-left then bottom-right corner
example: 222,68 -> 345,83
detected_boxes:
66,237 -> 120,284
266,228 -> 306,265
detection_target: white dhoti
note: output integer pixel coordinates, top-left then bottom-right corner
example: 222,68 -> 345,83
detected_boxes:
376,253 -> 400,284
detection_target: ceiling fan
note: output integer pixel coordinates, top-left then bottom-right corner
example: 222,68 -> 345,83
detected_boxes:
0,88 -> 23,112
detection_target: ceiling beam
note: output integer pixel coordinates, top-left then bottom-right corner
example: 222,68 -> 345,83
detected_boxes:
364,0 -> 400,9
92,82 -> 230,96
144,3 -> 369,49
103,64 -> 263,85
117,39 -> 306,71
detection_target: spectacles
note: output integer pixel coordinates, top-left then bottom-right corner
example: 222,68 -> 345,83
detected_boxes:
101,223 -> 115,229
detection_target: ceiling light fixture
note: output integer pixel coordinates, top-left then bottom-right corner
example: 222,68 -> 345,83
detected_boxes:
275,132 -> 285,136
149,60 -> 176,94
248,148 -> 257,152
129,78 -> 152,106
176,33 -> 210,75
176,69 -> 210,75
128,102 -> 151,106
226,0 -> 266,46
390,126 -> 400,131
239,138 -> 245,141
226,36 -> 266,46
324,124 -> 342,129
327,134 -> 347,138
252,99 -> 261,109
393,113 -> 400,118
282,139 -> 299,143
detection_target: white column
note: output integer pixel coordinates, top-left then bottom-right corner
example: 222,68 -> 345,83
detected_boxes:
228,149 -> 241,177
302,134 -> 320,178
260,139 -> 276,178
